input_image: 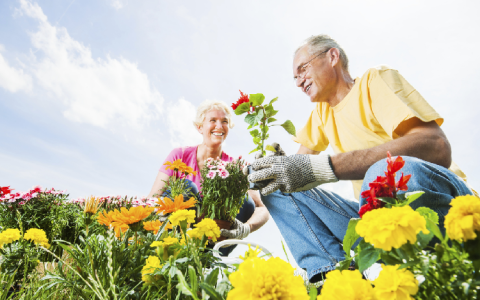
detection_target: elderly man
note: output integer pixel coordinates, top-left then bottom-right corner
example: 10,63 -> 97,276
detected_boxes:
248,34 -> 476,283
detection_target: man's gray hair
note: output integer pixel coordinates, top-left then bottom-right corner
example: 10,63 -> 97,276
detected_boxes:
296,35 -> 349,72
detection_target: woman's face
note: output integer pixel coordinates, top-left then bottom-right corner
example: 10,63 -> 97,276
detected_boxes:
197,109 -> 230,147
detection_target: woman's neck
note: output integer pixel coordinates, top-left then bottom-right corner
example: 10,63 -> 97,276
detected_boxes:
197,143 -> 223,163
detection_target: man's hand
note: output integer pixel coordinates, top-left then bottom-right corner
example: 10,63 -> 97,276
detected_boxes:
248,154 -> 338,195
220,218 -> 250,239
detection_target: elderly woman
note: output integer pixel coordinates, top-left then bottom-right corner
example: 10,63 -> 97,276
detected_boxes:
147,100 -> 269,255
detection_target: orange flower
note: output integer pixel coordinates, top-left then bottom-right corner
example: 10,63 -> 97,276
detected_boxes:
156,194 -> 197,215
143,220 -> 173,234
112,206 -> 155,227
97,209 -> 129,238
164,159 -> 186,172
181,166 -> 197,176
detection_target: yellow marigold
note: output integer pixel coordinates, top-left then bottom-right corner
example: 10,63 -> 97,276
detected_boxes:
181,166 -> 197,176
194,218 -> 221,242
186,228 -> 201,239
0,229 -> 21,245
162,236 -> 179,246
141,256 -> 163,284
169,209 -> 196,226
373,264 -> 418,300
83,196 -> 101,214
228,257 -> 308,300
356,206 -> 429,251
239,244 -> 262,261
24,228 -> 49,245
318,270 -> 375,300
112,206 -> 155,226
445,195 -> 480,241
97,209 -> 119,227
150,241 -> 164,248
164,159 -> 186,172
143,220 -> 173,234
156,194 -> 197,215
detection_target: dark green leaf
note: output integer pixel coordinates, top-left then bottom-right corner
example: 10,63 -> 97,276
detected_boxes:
234,102 -> 250,115
281,120 -> 296,136
343,218 -> 361,256
426,219 -> 444,242
358,241 -> 380,272
199,283 -> 224,300
249,93 -> 265,106
398,191 -> 425,207
337,258 -> 353,271
205,268 -> 220,286
380,252 -> 403,265
188,266 -> 198,294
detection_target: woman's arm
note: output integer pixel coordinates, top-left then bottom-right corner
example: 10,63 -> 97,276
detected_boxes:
147,171 -> 170,198
244,189 -> 269,232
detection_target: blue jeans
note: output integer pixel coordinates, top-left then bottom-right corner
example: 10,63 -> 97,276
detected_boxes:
261,157 -> 473,282
165,180 -> 255,256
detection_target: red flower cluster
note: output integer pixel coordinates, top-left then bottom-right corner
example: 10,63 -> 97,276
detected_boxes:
358,152 -> 412,218
231,90 -> 250,111
0,186 -> 12,196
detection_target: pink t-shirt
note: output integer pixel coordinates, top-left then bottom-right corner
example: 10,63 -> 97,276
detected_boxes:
159,145 -> 234,191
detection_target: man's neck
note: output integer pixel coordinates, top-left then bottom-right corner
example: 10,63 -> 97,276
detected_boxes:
325,71 -> 355,107
197,143 -> 223,162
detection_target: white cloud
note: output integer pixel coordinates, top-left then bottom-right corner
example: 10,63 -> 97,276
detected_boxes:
17,0 -> 163,129
0,47 -> 32,93
166,98 -> 203,148
108,0 -> 127,10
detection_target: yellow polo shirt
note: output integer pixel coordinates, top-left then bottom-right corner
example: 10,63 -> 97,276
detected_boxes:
293,65 -> 474,199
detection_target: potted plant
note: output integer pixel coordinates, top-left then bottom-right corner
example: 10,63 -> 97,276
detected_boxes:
199,158 -> 249,240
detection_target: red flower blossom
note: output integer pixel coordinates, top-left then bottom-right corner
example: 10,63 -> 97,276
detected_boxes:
0,186 -> 13,196
231,90 -> 250,111
358,151 -> 412,218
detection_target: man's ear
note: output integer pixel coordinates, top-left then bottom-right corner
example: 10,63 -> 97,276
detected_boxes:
329,48 -> 341,68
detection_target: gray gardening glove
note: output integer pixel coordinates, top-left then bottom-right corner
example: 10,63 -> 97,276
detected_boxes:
220,218 -> 250,239
248,154 -> 338,195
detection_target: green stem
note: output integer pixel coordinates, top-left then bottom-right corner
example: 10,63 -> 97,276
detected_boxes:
260,106 -> 267,156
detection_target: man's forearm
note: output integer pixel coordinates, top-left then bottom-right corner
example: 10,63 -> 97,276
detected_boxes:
245,207 -> 269,232
330,129 -> 451,180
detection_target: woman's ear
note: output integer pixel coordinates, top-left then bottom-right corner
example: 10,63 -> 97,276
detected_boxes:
196,125 -> 203,134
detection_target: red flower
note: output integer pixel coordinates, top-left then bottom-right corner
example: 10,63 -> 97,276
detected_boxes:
358,151 -> 412,218
231,90 -> 250,111
0,186 -> 12,196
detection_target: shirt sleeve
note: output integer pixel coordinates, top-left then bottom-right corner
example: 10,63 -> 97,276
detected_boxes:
159,148 -> 183,176
368,66 -> 443,138
292,105 -> 329,152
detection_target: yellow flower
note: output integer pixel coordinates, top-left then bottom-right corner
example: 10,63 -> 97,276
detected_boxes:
181,166 -> 197,176
186,228 -> 201,239
169,209 -> 196,226
156,194 -> 197,215
143,220 -> 173,234
141,256 -> 163,284
227,257 -> 309,300
373,264 -> 418,300
164,159 -> 186,172
445,195 -> 480,241
0,229 -> 21,246
162,236 -> 179,246
239,244 -> 261,261
24,228 -> 49,246
112,206 -> 155,226
318,270 -> 375,300
356,206 -> 429,251
194,218 -> 221,242
83,196 -> 101,214
150,241 -> 164,248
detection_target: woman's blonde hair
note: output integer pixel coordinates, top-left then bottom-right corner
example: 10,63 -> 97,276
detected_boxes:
193,100 -> 235,129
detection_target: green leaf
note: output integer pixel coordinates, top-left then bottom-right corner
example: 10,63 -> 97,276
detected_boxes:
377,197 -> 396,205
234,102 -> 250,115
416,231 -> 434,249
380,252 -> 403,265
269,97 -> 278,105
416,207 -> 439,224
188,266 -> 198,294
426,218 -> 444,242
199,283 -> 224,300
343,218 -> 361,257
267,117 -> 277,123
357,240 -> 380,272
266,144 -> 276,152
336,258 -> 353,271
309,286 -> 318,300
281,120 -> 296,136
249,93 -> 265,106
398,191 -> 425,207
175,270 -> 194,297
205,268 -> 220,286
249,129 -> 260,137
245,110 -> 264,126
264,104 -> 278,118
249,148 -> 258,154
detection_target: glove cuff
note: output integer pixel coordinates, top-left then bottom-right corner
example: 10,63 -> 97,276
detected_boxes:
309,154 -> 338,183
240,223 -> 251,239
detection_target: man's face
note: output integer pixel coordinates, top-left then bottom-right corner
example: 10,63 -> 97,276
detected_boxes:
292,46 -> 335,103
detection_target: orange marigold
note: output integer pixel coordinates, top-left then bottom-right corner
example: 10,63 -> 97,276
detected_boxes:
143,220 -> 173,234
111,206 -> 155,226
97,209 -> 129,238
164,159 -> 186,172
156,194 -> 197,215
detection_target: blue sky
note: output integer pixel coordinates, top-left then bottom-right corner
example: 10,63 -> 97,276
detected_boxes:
1,0 -> 479,264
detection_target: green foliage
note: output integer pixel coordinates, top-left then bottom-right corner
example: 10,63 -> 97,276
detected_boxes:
200,159 -> 249,221
234,93 -> 296,156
